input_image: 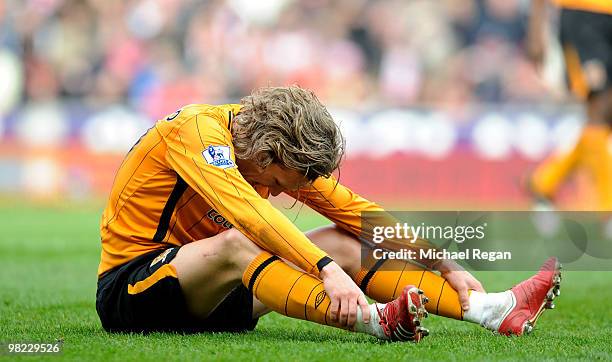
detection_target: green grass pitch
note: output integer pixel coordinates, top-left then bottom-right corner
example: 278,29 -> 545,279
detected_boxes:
1,202 -> 611,361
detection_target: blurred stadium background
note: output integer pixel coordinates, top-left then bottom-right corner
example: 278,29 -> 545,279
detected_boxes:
0,0 -> 591,209
4,3 -> 612,360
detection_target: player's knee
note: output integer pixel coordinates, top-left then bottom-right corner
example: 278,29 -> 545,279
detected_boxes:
330,226 -> 360,255
222,228 -> 251,249
220,228 -> 261,265
311,225 -> 361,274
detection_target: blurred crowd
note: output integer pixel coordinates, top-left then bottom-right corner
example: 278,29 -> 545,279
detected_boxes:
0,0 -> 584,201
0,0 -> 557,120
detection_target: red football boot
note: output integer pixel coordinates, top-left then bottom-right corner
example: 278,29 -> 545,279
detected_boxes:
498,257 -> 562,336
377,285 -> 429,342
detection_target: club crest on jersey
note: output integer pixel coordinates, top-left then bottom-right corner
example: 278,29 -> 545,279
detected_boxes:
203,145 -> 234,169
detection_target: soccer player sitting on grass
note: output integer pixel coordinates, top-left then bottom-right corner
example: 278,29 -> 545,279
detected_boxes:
96,86 -> 561,342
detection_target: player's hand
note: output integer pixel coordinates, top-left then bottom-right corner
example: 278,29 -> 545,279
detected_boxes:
320,261 -> 370,328
436,259 -> 485,311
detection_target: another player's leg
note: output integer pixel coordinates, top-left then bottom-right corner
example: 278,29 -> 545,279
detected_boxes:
172,228 -> 428,341
308,225 -> 562,335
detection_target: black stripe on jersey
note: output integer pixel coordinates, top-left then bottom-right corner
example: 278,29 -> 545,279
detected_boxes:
166,190 -> 198,241
153,175 -> 189,242
247,255 -> 280,293
359,257 -> 387,291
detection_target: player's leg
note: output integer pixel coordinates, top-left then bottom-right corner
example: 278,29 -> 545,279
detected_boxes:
173,228 -> 340,324
252,298 -> 270,319
95,240 -> 258,333
307,225 -> 562,335
557,9 -> 612,209
306,225 -> 464,318
172,228 -> 425,341
170,228 -> 264,320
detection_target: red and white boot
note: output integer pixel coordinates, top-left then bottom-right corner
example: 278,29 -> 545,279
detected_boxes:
377,285 -> 430,342
497,257 -> 562,335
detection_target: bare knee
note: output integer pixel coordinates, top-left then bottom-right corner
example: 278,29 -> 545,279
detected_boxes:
171,229 -> 262,319
173,228 -> 262,288
218,228 -> 262,269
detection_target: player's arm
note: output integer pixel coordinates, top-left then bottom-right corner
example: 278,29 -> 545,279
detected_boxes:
288,176 -> 485,309
161,115 -> 331,277
286,176 -> 441,269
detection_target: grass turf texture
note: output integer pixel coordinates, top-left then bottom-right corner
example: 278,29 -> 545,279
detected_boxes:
0,202 -> 610,361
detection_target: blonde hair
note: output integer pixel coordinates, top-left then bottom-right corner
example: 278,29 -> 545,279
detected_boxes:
232,86 -> 344,181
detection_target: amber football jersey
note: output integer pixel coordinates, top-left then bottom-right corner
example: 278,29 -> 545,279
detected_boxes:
552,0 -> 612,14
99,104 -> 418,277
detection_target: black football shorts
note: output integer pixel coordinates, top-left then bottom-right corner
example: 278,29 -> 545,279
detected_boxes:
96,247 -> 258,333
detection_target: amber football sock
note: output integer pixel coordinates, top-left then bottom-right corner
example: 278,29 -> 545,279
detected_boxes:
242,252 -> 334,326
242,251 -> 387,339
354,259 -> 464,320
242,251 -> 387,338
